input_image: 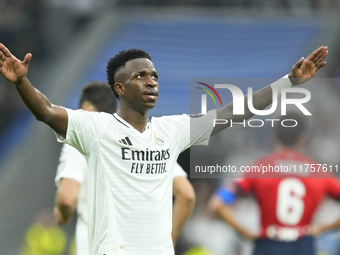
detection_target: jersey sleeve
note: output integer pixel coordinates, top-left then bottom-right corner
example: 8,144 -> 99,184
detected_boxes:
173,163 -> 187,178
55,144 -> 87,187
189,110 -> 216,147
55,108 -> 110,155
169,110 -> 216,152
157,110 -> 216,153
325,178 -> 340,200
233,178 -> 254,194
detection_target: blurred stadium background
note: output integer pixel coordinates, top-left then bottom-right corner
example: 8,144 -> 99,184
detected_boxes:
1,0 -> 340,254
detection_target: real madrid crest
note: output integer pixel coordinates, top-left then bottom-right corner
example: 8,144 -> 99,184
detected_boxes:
154,133 -> 164,146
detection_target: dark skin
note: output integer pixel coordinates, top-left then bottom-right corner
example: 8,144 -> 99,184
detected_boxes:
0,43 -> 328,138
114,58 -> 159,133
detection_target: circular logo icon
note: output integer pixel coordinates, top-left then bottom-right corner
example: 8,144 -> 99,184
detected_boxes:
154,133 -> 164,146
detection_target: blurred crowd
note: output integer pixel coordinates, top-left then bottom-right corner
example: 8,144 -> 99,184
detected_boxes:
0,0 -> 103,136
118,0 -> 339,9
1,0 -> 340,138
0,0 -> 43,134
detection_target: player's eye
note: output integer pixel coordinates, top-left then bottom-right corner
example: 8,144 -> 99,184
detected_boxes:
137,74 -> 143,78
152,75 -> 158,80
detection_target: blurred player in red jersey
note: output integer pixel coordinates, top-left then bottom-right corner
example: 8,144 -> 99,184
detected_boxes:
209,112 -> 340,255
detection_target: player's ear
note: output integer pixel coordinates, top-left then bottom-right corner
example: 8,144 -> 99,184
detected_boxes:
114,82 -> 124,97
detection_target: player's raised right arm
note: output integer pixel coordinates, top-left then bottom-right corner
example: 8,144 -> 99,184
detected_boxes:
0,43 -> 67,138
211,46 -> 328,136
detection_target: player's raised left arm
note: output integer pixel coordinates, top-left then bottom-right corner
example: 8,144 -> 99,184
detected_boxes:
0,43 -> 67,137
211,46 -> 328,136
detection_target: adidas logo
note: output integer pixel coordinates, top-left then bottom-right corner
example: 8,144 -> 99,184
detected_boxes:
119,137 -> 133,146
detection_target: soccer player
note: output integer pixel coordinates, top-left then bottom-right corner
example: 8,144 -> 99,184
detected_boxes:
53,82 -> 195,254
208,112 -> 340,255
0,43 -> 328,254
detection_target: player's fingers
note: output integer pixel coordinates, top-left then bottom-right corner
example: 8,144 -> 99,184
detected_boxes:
293,57 -> 304,69
316,50 -> 328,64
0,43 -> 12,58
312,55 -> 327,70
313,49 -> 328,67
317,61 -> 327,70
306,46 -> 322,61
310,46 -> 328,64
0,50 -> 6,61
23,53 -> 32,65
307,46 -> 327,64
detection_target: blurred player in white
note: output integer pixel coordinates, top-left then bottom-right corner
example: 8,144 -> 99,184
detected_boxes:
53,81 -> 195,254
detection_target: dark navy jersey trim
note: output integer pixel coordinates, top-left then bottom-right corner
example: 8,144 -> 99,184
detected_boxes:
113,115 -> 129,128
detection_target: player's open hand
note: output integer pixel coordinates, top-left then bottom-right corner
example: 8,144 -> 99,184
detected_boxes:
0,43 -> 32,84
289,46 -> 328,85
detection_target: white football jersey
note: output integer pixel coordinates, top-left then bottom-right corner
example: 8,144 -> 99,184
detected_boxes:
56,109 -> 215,255
55,143 -> 188,255
55,144 -> 89,255
173,162 -> 187,178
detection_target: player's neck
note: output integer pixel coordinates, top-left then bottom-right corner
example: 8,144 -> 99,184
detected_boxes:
117,108 -> 149,133
276,144 -> 301,152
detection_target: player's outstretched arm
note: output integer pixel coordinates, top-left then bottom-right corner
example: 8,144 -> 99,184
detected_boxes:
54,178 -> 81,225
211,46 -> 328,136
172,176 -> 196,245
208,195 -> 258,241
0,43 -> 67,137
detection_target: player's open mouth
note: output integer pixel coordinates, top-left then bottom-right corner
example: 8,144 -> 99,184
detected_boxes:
144,91 -> 158,100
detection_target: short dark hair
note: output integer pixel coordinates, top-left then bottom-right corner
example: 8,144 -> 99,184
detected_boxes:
106,49 -> 151,99
276,111 -> 307,146
79,81 -> 117,114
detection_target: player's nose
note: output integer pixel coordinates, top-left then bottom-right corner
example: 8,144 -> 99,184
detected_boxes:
146,76 -> 158,88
